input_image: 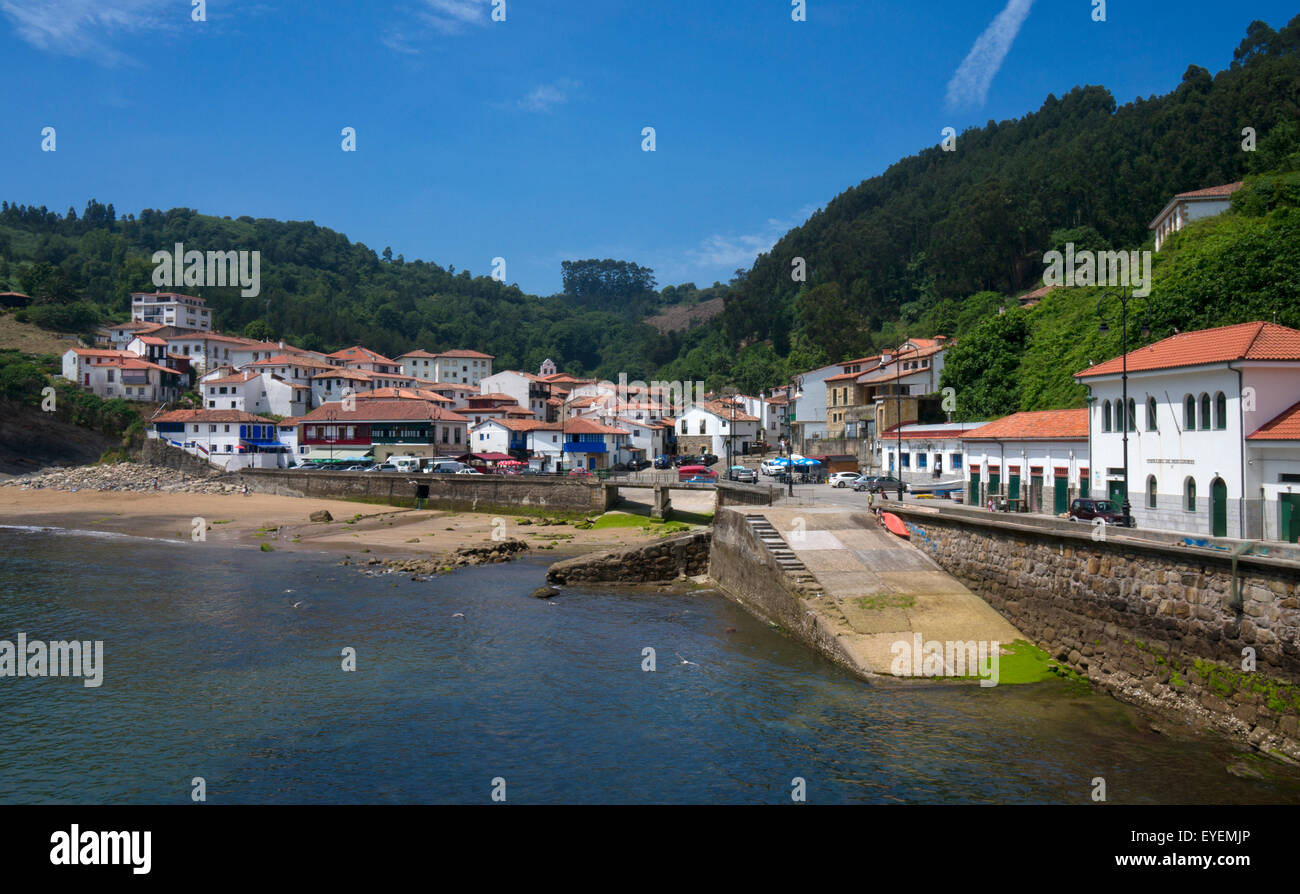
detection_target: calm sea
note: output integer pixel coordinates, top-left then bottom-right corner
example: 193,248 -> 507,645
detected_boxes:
1,527 -> 1298,804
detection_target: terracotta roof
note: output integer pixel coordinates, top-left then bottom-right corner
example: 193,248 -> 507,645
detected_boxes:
163,332 -> 248,344
471,392 -> 520,403
204,370 -> 263,387
245,354 -> 330,369
962,409 -> 1089,441
697,400 -> 760,423
311,369 -> 374,381
328,345 -> 395,364
297,400 -> 470,424
134,336 -> 168,346
881,423 -> 984,440
1075,322 -> 1300,379
361,387 -> 452,403
437,349 -> 494,359
1248,401 -> 1300,441
1174,181 -> 1244,200
153,409 -> 273,424
563,417 -> 630,435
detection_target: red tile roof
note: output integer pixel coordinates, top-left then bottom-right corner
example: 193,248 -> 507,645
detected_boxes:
297,400 -> 469,424
153,409 -> 273,424
328,345 -> 395,364
1075,322 -> 1300,379
361,387 -> 453,403
962,409 -> 1089,441
1174,181 -> 1243,199
563,417 -> 630,435
1248,400 -> 1300,441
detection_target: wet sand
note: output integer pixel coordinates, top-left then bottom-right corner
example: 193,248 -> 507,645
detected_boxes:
0,488 -> 682,560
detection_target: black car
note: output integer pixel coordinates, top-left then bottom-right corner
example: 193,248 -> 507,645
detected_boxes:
699,454 -> 720,467
1068,498 -> 1131,526
673,454 -> 697,467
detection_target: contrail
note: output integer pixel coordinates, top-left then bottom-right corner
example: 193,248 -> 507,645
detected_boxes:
945,0 -> 1036,109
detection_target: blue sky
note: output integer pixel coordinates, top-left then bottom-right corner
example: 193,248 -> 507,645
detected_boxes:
0,0 -> 1293,296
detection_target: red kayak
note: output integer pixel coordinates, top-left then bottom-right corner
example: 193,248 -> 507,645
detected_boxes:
880,511 -> 910,539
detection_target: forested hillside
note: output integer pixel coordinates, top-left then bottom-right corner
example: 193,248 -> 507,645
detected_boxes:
0,16 -> 1296,401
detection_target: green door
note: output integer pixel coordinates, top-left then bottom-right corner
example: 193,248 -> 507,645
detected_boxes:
1031,475 -> 1043,512
1211,478 -> 1228,537
1108,479 -> 1126,504
969,471 -> 980,505
1009,473 -> 1021,502
1055,476 -> 1069,514
1281,494 -> 1300,543
988,471 -> 1000,498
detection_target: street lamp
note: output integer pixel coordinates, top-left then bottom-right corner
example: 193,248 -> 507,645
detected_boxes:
895,385 -> 904,502
1097,287 -> 1150,529
722,386 -> 738,475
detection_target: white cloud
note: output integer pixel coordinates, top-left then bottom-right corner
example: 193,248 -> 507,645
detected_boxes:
416,0 -> 488,34
517,79 -> 578,113
0,0 -> 173,63
945,0 -> 1035,109
686,205 -> 818,273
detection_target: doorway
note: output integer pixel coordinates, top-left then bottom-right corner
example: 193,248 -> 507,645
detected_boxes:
1211,478 -> 1228,537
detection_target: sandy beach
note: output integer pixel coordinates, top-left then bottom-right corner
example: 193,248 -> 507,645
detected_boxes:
0,486 -> 699,562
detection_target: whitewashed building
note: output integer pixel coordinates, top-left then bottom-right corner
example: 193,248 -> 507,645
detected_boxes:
960,410 -> 1090,513
878,422 -> 984,489
149,409 -> 287,470
1149,182 -> 1243,252
675,399 -> 760,459
398,349 -> 495,387
131,291 -> 211,331
1074,321 -> 1300,539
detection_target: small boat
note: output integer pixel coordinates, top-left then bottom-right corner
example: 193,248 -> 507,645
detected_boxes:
880,511 -> 909,539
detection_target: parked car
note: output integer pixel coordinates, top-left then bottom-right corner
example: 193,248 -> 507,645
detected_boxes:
630,459 -> 652,471
653,455 -> 672,470
699,454 -> 720,467
865,475 -> 906,494
1068,498 -> 1130,525
368,463 -> 398,473
455,467 -> 482,475
829,472 -> 864,488
677,465 -> 716,482
673,454 -> 697,467
728,466 -> 757,483
760,459 -> 787,477
568,468 -> 594,477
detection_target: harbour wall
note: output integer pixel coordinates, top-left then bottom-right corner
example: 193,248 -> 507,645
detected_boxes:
239,469 -> 615,516
546,531 -> 711,585
888,504 -> 1300,762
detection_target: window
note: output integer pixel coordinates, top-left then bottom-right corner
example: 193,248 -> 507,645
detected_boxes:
1185,477 -> 1196,512
699,420 -> 706,435
1184,395 -> 1196,430
1147,397 -> 1158,431
1199,393 -> 1210,431
951,453 -> 963,470
901,453 -> 910,468
1214,392 -> 1227,430
1127,398 -> 1137,433
1147,475 -> 1157,509
917,453 -> 928,468
1102,400 -> 1112,432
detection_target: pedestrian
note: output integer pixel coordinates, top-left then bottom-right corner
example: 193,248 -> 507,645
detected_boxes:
987,496 -> 994,512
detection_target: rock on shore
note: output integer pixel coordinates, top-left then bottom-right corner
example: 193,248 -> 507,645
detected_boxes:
0,462 -> 242,495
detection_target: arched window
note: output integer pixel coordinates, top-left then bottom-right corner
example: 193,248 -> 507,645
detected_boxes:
1214,392 -> 1227,430
1147,475 -> 1158,509
1199,393 -> 1211,431
1184,395 -> 1196,430
1127,398 -> 1137,432
1102,400 -> 1112,432
1147,397 -> 1158,431
1185,477 -> 1197,512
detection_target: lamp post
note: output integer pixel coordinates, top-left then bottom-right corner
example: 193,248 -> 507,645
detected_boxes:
722,386 -> 738,476
895,386 -> 904,502
1097,286 -> 1149,529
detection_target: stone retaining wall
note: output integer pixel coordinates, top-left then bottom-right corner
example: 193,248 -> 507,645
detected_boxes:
546,531 -> 711,584
239,468 -> 614,515
888,504 -> 1300,762
141,438 -> 223,478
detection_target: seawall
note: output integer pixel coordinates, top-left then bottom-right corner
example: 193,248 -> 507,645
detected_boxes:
546,531 -> 711,585
888,503 -> 1300,762
239,468 -> 615,516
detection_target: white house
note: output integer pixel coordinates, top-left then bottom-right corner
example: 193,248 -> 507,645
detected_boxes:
1149,182 -> 1243,251
131,291 -> 211,331
203,370 -> 307,418
561,417 -> 630,472
398,349 -> 495,387
61,348 -> 183,402
959,410 -> 1090,513
675,399 -> 760,459
1074,321 -> 1300,539
877,422 -> 984,488
1247,401 -> 1300,543
149,409 -> 287,470
163,333 -> 254,374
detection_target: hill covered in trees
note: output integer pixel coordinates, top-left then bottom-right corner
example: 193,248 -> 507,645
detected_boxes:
0,16 -> 1296,402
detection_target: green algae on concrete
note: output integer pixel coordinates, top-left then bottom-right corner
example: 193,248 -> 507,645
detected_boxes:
924,639 -> 1061,685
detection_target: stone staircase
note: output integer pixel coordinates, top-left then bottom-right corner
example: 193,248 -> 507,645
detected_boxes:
743,513 -> 819,589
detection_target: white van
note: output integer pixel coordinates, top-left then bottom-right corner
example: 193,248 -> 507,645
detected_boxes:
388,456 -> 422,473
